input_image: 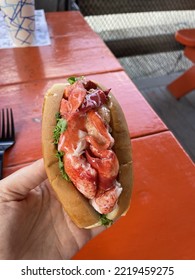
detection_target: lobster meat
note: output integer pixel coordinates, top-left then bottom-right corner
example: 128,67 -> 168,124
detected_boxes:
58,79 -> 121,214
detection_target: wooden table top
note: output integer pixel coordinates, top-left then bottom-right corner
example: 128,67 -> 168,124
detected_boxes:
74,131 -> 195,260
1,11 -> 195,259
0,11 -> 122,86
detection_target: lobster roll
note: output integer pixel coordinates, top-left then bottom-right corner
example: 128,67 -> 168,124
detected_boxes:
42,77 -> 133,228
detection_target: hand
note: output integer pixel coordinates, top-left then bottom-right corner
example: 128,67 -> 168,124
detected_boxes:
0,159 -> 104,260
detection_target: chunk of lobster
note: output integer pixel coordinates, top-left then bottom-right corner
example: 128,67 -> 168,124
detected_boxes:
86,147 -> 119,190
85,110 -> 114,150
64,153 -> 97,199
58,113 -> 87,154
60,81 -> 86,119
60,98 -> 71,120
91,182 -> 122,214
64,80 -> 86,99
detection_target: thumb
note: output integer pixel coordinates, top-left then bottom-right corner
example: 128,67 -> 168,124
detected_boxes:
0,159 -> 47,202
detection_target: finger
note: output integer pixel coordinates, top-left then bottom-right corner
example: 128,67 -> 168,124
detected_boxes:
90,225 -> 105,238
0,159 -> 47,202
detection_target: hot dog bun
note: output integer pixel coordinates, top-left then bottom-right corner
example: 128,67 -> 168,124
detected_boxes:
42,82 -> 133,228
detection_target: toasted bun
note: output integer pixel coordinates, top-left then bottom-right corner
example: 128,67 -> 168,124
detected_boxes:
42,82 -> 133,228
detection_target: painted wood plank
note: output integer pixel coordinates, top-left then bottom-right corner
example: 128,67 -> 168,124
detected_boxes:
46,11 -> 94,38
0,13 -> 122,86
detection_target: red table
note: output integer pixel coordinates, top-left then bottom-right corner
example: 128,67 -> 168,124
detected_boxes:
1,11 -> 195,259
74,131 -> 195,259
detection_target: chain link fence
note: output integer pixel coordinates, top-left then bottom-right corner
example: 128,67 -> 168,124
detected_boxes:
76,1 -> 195,79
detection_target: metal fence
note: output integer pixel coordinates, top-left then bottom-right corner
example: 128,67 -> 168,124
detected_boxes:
75,0 -> 195,79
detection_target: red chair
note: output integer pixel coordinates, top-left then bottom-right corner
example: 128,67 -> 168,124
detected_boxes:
167,29 -> 195,99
